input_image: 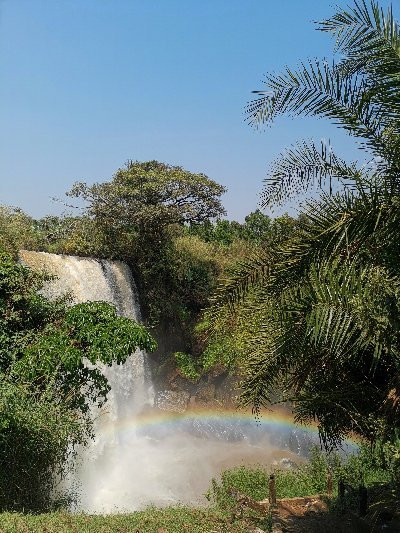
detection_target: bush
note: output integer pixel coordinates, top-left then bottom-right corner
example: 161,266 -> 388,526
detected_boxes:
206,446 -> 392,510
174,352 -> 201,381
0,380 -> 87,512
206,465 -> 269,509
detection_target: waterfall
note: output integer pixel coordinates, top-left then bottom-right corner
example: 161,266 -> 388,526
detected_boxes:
19,251 -> 155,512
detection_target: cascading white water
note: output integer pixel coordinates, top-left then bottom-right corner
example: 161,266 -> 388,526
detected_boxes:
19,251 -> 336,513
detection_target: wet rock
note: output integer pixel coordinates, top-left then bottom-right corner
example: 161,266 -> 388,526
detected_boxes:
155,389 -> 190,413
272,457 -> 298,469
214,374 -> 240,406
196,382 -> 216,402
189,395 -> 197,407
170,374 -> 197,393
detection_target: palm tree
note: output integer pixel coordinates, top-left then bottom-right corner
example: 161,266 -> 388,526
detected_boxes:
210,0 -> 400,448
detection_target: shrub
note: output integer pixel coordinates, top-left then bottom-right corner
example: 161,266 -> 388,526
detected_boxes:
206,446 -> 392,511
174,352 -> 201,381
0,380 -> 87,512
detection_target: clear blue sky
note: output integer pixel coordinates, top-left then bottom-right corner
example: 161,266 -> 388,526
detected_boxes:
0,0 -> 393,220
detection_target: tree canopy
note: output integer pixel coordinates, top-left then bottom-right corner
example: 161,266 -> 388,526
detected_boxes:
68,160 -> 226,236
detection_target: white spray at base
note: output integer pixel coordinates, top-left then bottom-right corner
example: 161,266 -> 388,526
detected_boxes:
19,251 -> 325,514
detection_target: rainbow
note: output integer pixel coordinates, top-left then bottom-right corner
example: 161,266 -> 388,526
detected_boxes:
95,406 -> 301,431
121,407 -> 305,431
94,406 -> 358,447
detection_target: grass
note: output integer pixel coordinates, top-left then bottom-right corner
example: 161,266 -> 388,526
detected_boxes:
0,507 -> 269,533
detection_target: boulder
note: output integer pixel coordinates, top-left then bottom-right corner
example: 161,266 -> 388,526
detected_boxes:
155,389 -> 190,413
196,382 -> 216,402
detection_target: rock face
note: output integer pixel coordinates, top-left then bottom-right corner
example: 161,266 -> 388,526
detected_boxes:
196,383 -> 216,403
153,364 -> 241,412
149,326 -> 241,413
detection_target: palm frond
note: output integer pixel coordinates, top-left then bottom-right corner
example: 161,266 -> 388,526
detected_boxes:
227,0 -> 400,447
318,1 -> 400,157
318,0 -> 400,78
247,60 -> 391,159
300,186 -> 397,261
248,1 -> 400,171
261,140 -> 364,206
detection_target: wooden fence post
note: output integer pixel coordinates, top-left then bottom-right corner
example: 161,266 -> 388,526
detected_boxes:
338,479 -> 345,502
269,473 -> 277,506
359,484 -> 368,517
327,468 -> 333,498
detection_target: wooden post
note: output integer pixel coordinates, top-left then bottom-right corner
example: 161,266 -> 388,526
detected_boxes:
327,468 -> 333,498
269,473 -> 277,506
359,484 -> 368,516
338,479 -> 345,501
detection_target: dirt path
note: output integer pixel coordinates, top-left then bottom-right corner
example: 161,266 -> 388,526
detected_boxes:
272,513 -> 369,532
270,497 -> 370,533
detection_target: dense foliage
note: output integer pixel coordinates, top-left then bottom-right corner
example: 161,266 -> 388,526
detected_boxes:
188,210 -> 296,246
0,381 -> 84,512
0,163 -> 228,326
62,161 -> 227,323
68,160 -> 227,232
0,187 -> 290,346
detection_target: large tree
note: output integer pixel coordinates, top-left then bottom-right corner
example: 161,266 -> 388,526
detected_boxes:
68,160 -> 226,242
210,0 -> 400,449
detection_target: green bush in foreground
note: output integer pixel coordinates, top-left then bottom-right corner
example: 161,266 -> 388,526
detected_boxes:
206,447 -> 391,510
0,381 -> 86,512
